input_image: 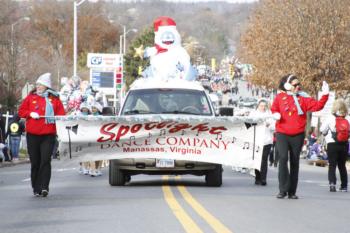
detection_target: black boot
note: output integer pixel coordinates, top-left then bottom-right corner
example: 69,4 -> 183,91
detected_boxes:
276,192 -> 287,199
329,184 -> 336,192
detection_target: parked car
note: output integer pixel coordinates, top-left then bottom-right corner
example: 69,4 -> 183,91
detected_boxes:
109,78 -> 223,187
238,97 -> 258,109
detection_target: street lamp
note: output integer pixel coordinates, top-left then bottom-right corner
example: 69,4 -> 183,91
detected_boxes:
108,19 -> 125,55
73,0 -> 88,77
9,17 -> 30,110
107,21 -> 137,54
11,17 -> 30,55
119,35 -> 123,54
123,28 -> 137,54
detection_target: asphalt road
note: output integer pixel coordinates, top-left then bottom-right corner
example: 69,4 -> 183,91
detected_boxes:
0,159 -> 349,233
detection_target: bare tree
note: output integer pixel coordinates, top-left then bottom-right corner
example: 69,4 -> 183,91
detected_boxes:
28,1 -> 119,85
0,0 -> 29,111
0,0 -> 121,110
183,36 -> 207,65
239,0 -> 350,96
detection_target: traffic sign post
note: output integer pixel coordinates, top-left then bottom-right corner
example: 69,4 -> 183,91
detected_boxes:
87,53 -> 123,110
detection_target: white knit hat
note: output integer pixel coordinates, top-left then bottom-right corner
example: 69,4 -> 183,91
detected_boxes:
91,102 -> 103,112
79,102 -> 91,112
36,73 -> 52,89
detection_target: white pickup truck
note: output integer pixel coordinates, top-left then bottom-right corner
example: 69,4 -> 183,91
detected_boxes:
109,78 -> 223,186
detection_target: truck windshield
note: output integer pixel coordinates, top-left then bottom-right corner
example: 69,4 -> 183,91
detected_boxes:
121,89 -> 212,116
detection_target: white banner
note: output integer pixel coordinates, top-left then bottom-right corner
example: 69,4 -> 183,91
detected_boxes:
56,115 -> 267,170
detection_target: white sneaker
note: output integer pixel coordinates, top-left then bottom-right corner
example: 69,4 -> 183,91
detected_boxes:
83,168 -> 89,175
90,170 -> 98,177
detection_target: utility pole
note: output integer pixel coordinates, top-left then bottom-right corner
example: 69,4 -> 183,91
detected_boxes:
73,0 -> 88,77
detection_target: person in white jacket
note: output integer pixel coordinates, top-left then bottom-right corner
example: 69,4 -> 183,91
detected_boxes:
249,99 -> 275,185
320,99 -> 349,192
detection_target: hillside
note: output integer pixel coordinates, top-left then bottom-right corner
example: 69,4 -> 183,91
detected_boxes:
105,0 -> 256,60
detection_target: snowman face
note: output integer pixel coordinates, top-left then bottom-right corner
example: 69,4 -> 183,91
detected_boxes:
155,26 -> 181,49
160,31 -> 175,45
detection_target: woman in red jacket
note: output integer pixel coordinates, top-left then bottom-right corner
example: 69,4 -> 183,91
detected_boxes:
18,73 -> 65,197
271,74 -> 329,199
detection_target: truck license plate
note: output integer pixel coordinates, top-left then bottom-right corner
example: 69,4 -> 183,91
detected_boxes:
156,159 -> 175,168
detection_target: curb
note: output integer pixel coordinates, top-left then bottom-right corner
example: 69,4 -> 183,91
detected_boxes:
0,159 -> 30,168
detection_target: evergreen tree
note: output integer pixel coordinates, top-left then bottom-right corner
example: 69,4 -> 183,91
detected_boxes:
124,27 -> 154,89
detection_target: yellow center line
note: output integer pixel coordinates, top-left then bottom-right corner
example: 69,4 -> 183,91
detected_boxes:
175,176 -> 233,233
162,176 -> 203,233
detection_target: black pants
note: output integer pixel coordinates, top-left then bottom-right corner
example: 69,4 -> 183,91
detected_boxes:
51,136 -> 59,159
276,133 -> 305,195
327,142 -> 348,188
2,147 -> 10,161
255,144 -> 273,182
26,133 -> 55,193
274,143 -> 280,166
269,142 -> 275,164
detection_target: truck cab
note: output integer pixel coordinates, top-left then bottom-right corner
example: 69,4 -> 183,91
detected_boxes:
109,78 -> 223,186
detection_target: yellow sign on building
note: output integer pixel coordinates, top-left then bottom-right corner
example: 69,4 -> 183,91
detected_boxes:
211,58 -> 216,72
229,64 -> 234,77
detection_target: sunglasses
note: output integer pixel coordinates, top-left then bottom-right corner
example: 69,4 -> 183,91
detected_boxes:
292,83 -> 301,87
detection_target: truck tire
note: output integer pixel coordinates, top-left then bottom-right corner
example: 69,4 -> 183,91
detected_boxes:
205,164 -> 222,187
109,159 -> 125,186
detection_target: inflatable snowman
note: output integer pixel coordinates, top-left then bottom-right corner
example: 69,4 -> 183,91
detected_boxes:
144,16 -> 195,81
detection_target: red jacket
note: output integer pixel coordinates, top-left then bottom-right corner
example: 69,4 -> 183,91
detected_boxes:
18,92 -> 65,135
271,92 -> 328,136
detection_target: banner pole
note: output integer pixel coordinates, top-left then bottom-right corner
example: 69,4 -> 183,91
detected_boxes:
252,123 -> 257,160
66,128 -> 72,159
